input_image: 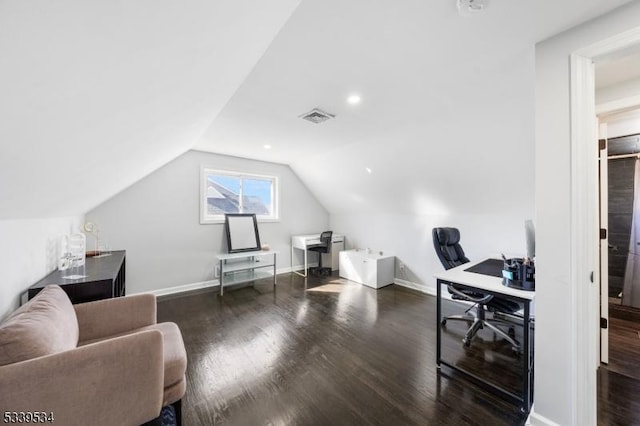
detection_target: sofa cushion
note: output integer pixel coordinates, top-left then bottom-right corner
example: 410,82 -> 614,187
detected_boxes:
151,322 -> 187,388
0,285 -> 79,366
80,321 -> 187,388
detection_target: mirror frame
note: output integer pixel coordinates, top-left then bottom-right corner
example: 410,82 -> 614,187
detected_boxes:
224,213 -> 261,253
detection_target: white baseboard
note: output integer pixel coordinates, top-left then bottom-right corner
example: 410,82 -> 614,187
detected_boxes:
289,262 -> 319,272
527,410 -> 559,426
145,279 -> 220,297
148,275 -> 434,298
394,278 -> 436,296
276,266 -> 296,275
393,279 -> 467,304
138,265 -> 303,298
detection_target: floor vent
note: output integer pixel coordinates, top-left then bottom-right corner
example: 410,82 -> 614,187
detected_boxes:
299,108 -> 335,124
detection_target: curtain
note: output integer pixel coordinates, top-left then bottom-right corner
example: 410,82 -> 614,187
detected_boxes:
623,158 -> 640,308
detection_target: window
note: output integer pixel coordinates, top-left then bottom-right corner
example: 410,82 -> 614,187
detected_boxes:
201,168 -> 278,223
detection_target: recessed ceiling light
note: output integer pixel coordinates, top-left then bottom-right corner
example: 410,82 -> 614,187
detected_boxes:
264,144 -> 272,149
365,167 -> 372,174
347,95 -> 361,105
457,0 -> 489,15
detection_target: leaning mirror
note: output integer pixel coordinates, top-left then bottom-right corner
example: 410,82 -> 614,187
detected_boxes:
224,213 -> 261,253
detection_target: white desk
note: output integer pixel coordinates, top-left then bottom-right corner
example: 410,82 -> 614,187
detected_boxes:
434,259 -> 535,413
291,233 -> 344,277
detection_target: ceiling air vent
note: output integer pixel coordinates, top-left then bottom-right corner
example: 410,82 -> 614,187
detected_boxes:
299,108 -> 335,124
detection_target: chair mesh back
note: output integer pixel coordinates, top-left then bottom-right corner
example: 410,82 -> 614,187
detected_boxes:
432,227 -> 470,270
320,231 -> 333,253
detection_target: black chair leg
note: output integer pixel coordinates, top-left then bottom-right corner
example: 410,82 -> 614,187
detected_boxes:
141,401 -> 182,426
174,399 -> 182,426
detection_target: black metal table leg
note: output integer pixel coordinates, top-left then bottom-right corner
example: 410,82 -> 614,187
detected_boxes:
522,300 -> 532,412
437,279 -> 442,366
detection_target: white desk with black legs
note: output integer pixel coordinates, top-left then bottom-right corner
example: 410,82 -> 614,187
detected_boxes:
434,259 -> 535,414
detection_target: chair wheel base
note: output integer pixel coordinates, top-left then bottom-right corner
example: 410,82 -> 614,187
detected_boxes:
310,267 -> 331,277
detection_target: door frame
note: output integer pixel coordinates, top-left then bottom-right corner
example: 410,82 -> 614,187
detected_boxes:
571,27 -> 640,426
598,122 -> 608,365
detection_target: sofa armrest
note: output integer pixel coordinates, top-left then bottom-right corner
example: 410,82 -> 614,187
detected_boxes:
0,330 -> 164,426
74,294 -> 157,342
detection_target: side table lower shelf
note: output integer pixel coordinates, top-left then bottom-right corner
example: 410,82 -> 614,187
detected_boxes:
216,250 -> 278,296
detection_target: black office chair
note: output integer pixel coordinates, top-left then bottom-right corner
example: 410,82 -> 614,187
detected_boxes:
432,227 -> 520,351
308,231 -> 333,277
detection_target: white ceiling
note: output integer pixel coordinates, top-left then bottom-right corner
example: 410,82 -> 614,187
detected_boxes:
0,0 -> 301,219
596,47 -> 640,90
594,36 -> 640,129
0,0 -> 633,220
195,0 -> 631,216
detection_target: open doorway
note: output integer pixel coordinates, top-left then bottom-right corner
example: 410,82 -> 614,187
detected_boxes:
596,52 -> 640,380
599,124 -> 640,378
559,22 -> 640,425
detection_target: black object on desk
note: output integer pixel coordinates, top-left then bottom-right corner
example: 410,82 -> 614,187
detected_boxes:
464,258 -> 504,278
28,251 -> 126,304
465,258 -> 536,291
502,258 -> 535,291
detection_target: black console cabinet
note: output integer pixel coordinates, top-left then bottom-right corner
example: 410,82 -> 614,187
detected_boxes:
28,251 -> 126,304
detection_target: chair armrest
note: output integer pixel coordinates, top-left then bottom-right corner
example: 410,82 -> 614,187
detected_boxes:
0,330 -> 164,426
75,294 -> 157,342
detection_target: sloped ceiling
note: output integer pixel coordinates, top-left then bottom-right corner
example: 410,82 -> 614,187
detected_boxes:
1,0 -> 632,221
0,0 -> 300,219
195,0 -> 631,217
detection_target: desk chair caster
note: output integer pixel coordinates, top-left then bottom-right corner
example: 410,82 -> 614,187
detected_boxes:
441,318 -> 473,327
310,266 -> 331,277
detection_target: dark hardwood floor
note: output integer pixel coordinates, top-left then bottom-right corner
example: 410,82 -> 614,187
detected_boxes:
606,315 -> 640,381
158,273 -> 530,426
598,313 -> 640,425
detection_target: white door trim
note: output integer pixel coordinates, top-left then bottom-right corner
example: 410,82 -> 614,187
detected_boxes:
599,123 -> 609,365
570,26 -> 640,426
570,53 -> 599,426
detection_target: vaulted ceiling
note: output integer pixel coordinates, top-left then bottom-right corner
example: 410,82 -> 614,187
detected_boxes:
195,0 -> 630,216
0,0 -> 301,219
0,0 -> 632,220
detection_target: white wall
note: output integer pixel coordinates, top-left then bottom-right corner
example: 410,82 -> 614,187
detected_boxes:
324,41 -> 536,294
331,212 -> 529,292
597,76 -> 640,106
535,3 -> 640,425
86,150 -> 328,294
0,216 -> 83,319
597,78 -> 640,138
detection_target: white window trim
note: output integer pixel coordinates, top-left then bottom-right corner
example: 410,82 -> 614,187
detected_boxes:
200,167 -> 280,224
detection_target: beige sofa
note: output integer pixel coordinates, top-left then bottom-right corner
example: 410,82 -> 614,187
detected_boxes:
0,285 -> 187,426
